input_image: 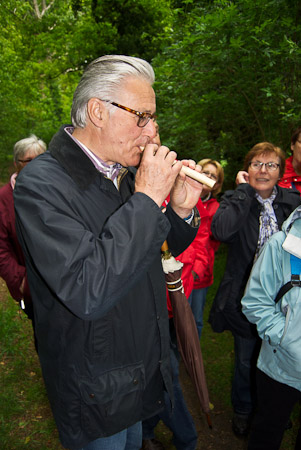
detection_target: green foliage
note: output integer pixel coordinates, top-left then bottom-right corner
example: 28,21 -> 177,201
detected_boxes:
1,0 -> 301,189
91,0 -> 173,61
0,0 -> 173,182
153,0 -> 301,188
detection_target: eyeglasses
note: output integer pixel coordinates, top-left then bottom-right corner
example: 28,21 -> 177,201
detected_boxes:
202,170 -> 218,181
101,100 -> 157,128
18,158 -> 33,164
249,161 -> 280,172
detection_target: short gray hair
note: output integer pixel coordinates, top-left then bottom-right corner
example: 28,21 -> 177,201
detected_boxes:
71,55 -> 155,128
13,134 -> 47,163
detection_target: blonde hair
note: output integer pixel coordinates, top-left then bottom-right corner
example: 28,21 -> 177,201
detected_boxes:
197,158 -> 224,197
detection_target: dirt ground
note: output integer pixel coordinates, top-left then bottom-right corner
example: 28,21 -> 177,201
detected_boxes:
177,362 -> 248,450
156,355 -> 299,450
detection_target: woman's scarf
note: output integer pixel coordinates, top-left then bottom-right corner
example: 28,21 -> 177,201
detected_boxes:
254,186 -> 278,262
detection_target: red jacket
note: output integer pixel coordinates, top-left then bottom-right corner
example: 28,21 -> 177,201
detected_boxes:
0,182 -> 31,304
191,197 -> 220,289
164,196 -> 220,317
278,156 -> 301,194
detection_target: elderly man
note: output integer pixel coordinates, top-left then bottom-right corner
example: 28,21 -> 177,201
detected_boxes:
14,55 -> 203,450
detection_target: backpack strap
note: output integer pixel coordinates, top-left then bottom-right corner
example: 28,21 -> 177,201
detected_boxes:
275,254 -> 301,304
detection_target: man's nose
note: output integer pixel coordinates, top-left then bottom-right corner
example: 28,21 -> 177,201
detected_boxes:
143,118 -> 157,139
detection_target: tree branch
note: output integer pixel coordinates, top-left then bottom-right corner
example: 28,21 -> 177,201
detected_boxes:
33,0 -> 55,19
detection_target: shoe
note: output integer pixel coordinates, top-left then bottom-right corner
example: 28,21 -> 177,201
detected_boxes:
141,438 -> 166,450
232,412 -> 250,437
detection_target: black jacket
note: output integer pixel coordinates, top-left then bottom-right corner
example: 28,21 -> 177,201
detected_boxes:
14,126 -> 198,450
209,183 -> 301,338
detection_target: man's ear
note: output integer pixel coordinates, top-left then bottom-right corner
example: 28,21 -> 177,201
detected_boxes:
87,98 -> 107,127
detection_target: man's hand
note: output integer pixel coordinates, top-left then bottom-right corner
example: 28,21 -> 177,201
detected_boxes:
169,160 -> 204,219
135,144 -> 182,206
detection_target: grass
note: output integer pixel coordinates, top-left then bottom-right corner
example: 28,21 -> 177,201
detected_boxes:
0,247 -> 299,449
202,245 -> 235,408
0,280 -> 62,449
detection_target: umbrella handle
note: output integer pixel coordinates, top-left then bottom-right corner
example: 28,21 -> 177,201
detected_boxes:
161,240 -> 169,252
161,240 -> 172,260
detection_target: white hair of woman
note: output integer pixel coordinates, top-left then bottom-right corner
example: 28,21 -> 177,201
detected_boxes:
13,134 -> 47,164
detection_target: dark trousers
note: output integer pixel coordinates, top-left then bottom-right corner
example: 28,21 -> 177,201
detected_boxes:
142,320 -> 197,450
232,334 -> 261,415
248,369 -> 301,450
23,302 -> 38,353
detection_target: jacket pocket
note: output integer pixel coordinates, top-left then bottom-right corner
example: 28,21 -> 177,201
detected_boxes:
277,309 -> 301,379
79,362 -> 146,436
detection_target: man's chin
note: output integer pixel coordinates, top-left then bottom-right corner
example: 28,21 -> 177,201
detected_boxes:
129,153 -> 142,168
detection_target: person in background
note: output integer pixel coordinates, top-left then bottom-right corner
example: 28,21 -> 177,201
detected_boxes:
141,123 -> 198,450
278,126 -> 301,441
278,126 -> 301,193
0,134 -> 46,326
13,55 -> 203,450
187,158 -> 224,338
164,160 -> 224,329
242,205 -> 301,450
209,142 -> 301,437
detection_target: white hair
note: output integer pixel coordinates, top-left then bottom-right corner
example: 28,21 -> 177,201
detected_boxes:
13,134 -> 46,163
71,55 -> 155,128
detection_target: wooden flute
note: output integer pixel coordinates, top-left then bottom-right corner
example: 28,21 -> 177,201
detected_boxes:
180,165 -> 216,188
141,146 -> 215,188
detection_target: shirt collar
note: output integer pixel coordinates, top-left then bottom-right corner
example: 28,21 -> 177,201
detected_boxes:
64,126 -> 122,181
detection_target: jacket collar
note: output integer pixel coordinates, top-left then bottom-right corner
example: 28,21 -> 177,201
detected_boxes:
49,125 -> 136,190
49,125 -> 99,190
283,155 -> 296,178
282,206 -> 301,257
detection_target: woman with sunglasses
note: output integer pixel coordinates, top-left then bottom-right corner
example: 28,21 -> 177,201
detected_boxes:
209,142 -> 301,438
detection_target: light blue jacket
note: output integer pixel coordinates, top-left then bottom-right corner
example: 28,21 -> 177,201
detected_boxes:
242,206 -> 301,392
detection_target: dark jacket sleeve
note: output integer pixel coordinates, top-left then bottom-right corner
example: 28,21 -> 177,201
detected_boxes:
211,183 -> 256,243
165,203 -> 199,257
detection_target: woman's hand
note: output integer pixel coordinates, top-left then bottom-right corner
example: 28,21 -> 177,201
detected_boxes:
236,171 -> 249,185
